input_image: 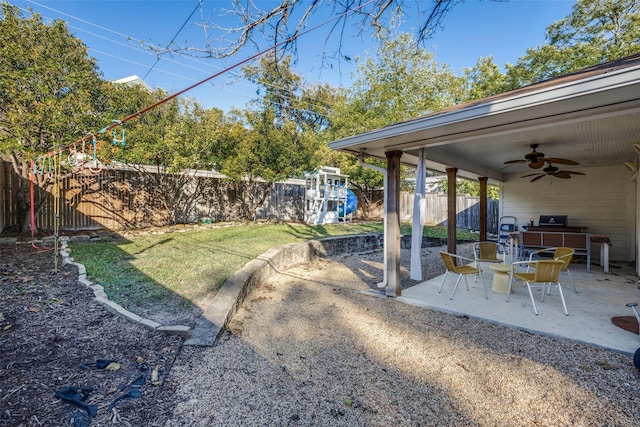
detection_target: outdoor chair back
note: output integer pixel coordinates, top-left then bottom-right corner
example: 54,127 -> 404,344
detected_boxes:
528,247 -> 576,292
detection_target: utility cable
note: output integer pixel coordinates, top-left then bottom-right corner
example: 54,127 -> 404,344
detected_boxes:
37,0 -> 375,160
21,3 -> 335,116
143,0 -> 202,80
23,1 -> 335,118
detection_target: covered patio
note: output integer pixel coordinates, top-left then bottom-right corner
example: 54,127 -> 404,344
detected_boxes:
382,261 -> 640,354
330,54 -> 640,354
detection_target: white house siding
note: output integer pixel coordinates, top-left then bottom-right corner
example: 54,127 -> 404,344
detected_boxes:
502,165 -> 636,263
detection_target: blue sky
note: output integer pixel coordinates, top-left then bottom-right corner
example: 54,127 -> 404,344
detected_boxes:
12,0 -> 576,112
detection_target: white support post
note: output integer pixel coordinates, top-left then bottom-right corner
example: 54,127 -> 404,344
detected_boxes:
358,157 -> 388,288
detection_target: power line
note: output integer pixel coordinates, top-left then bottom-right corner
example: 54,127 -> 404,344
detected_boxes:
143,0 -> 202,80
22,1 -> 338,112
24,0 -> 357,153
81,0 -> 373,140
19,3 -> 258,103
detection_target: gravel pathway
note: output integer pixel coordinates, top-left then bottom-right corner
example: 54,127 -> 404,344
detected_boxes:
165,245 -> 640,426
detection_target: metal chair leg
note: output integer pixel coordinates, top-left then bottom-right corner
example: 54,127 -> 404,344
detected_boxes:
479,271 -> 488,299
525,281 -> 539,315
557,282 -> 569,315
438,271 -> 449,293
506,273 -> 515,302
450,274 -> 463,300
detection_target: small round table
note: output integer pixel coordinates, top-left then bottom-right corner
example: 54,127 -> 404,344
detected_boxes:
489,264 -> 513,294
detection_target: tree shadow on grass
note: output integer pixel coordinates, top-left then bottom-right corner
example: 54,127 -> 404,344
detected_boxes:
69,236 -> 202,327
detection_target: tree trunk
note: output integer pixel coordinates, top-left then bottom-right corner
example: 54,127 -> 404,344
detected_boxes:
247,182 -> 272,221
15,178 -> 31,232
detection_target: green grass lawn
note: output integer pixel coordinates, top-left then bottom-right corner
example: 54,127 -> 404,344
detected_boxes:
70,222 -> 477,311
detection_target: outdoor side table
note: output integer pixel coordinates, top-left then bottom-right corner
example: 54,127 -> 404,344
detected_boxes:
489,264 -> 512,294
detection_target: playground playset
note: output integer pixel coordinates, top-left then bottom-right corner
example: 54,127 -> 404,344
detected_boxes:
304,167 -> 357,225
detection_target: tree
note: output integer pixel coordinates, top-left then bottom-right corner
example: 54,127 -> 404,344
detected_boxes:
505,0 -> 640,88
0,4 -> 108,230
329,31 -> 464,135
437,178 -> 500,199
461,56 -> 507,101
243,55 -> 303,127
320,32 -> 464,215
243,54 -> 340,132
216,58 -> 321,220
107,84 -> 225,225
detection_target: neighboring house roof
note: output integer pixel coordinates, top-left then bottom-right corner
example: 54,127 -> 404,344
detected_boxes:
329,53 -> 640,182
114,75 -> 153,92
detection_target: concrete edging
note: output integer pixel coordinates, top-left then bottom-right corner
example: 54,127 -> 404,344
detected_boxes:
61,237 -> 191,339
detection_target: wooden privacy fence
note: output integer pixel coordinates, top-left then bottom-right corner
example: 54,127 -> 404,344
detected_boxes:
1,162 -> 497,233
367,191 -> 499,234
1,163 -> 305,231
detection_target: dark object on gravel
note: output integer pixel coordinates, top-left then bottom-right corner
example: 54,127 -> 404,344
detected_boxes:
55,385 -> 97,426
109,373 -> 145,411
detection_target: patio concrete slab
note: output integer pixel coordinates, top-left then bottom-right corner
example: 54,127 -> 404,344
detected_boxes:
393,261 -> 640,355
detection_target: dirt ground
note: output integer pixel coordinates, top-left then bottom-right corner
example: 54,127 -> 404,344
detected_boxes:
0,242 -> 183,426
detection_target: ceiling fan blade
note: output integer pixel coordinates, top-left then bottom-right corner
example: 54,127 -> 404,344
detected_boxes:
545,158 -> 579,166
504,159 -> 527,165
553,171 -> 572,179
531,174 -> 546,182
564,171 -> 586,175
529,159 -> 545,169
521,172 -> 544,178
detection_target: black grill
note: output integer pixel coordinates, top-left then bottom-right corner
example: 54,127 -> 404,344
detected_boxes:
538,215 -> 568,227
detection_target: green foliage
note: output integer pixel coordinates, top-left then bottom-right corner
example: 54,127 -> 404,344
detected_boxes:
0,3 -> 106,161
327,32 -> 463,138
319,32 -> 468,214
99,86 -> 229,224
113,94 -> 221,172
461,56 -> 507,100
437,178 -> 500,200
214,57 -> 325,219
243,54 -> 339,132
0,4 -> 109,230
505,0 -> 640,88
220,108 -> 314,183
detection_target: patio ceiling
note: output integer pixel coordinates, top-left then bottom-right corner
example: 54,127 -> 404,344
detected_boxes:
329,54 -> 640,183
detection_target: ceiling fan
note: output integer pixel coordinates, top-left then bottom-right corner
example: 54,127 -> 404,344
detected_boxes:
504,144 -> 579,169
521,162 -> 586,182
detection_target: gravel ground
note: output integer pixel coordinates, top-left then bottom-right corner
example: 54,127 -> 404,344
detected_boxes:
165,244 -> 640,426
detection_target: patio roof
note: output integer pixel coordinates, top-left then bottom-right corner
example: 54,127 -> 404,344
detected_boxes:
329,54 -> 640,182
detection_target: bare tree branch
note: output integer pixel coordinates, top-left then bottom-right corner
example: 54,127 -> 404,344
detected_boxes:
164,0 -> 467,62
